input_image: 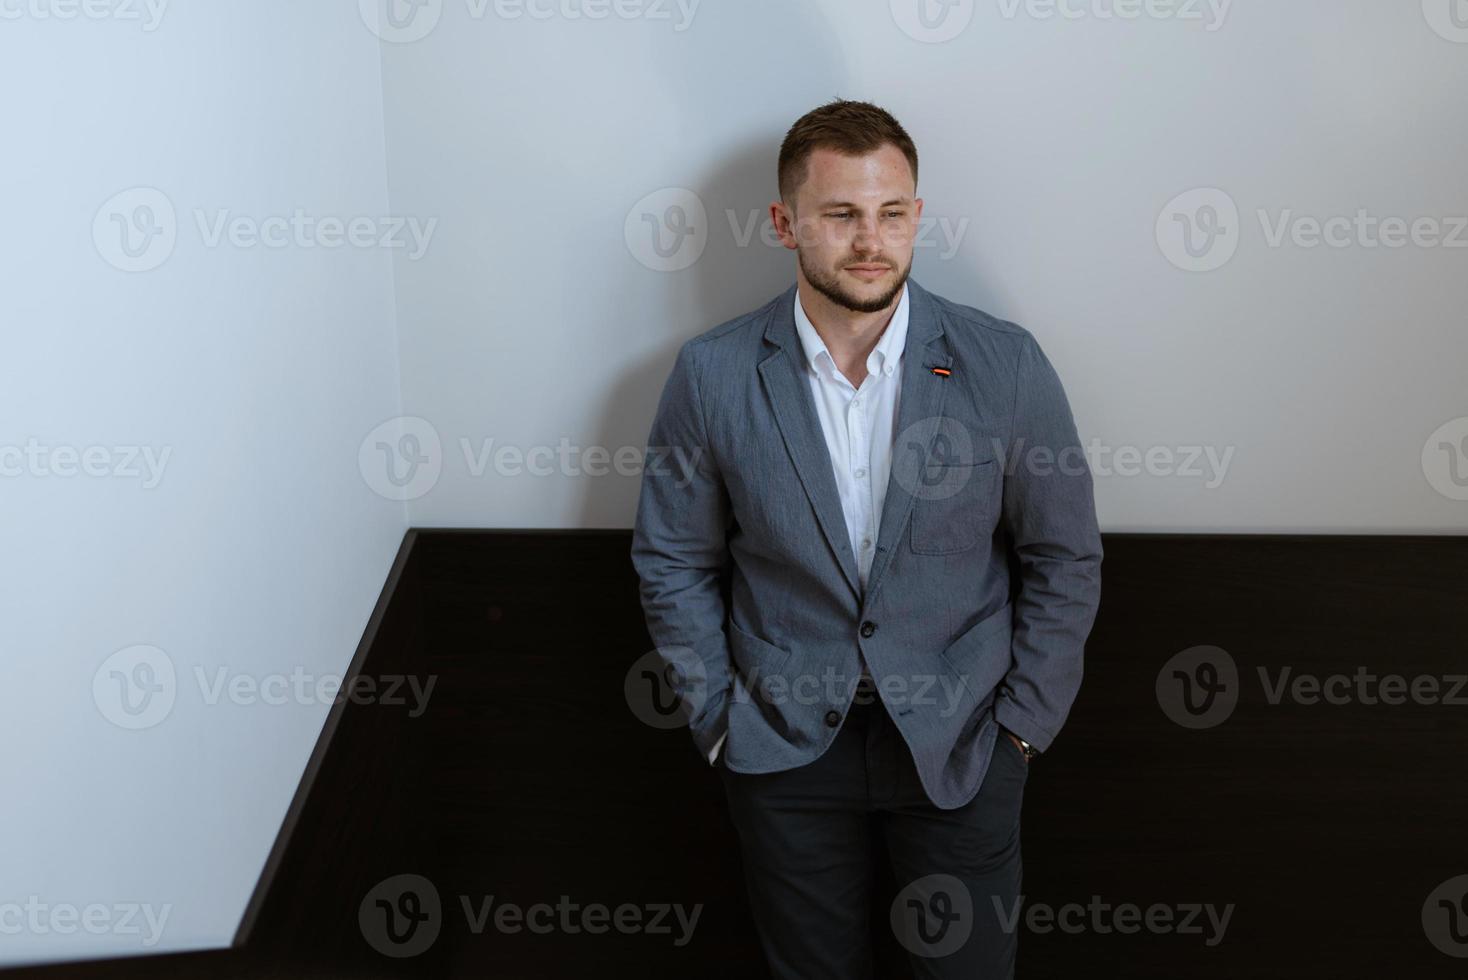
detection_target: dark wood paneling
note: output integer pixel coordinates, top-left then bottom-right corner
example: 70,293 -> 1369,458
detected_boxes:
7,532 -> 1465,978
1021,534 -> 1468,978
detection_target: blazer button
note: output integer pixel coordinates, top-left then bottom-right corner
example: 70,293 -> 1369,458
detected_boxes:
860,621 -> 877,638
824,709 -> 841,728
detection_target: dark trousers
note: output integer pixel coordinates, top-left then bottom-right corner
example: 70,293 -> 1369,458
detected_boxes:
718,680 -> 1028,979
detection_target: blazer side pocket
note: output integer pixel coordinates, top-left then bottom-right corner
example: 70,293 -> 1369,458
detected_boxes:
726,618 -> 795,695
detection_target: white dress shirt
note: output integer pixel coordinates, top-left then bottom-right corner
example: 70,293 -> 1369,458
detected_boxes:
709,283 -> 910,765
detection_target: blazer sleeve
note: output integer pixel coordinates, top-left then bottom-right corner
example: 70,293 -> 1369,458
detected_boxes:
629,339 -> 735,764
994,334 -> 1104,753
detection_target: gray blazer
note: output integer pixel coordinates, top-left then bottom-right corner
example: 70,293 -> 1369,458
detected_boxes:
630,277 -> 1102,809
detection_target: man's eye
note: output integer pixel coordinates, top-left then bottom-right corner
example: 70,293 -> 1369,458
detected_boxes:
830,212 -> 851,219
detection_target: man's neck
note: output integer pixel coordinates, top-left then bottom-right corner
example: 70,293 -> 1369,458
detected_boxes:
796,278 -> 902,381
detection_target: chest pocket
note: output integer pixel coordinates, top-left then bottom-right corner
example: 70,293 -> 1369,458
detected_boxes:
909,457 -> 1000,555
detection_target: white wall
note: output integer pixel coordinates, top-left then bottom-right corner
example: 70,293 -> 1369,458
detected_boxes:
379,0 -> 1467,533
0,2 -> 407,966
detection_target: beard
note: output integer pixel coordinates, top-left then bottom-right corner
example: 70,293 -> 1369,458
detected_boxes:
799,248 -> 913,314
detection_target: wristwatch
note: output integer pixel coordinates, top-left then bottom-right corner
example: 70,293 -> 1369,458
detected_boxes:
1007,729 -> 1039,763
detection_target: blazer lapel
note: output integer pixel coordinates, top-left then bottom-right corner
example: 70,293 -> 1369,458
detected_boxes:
757,278 -> 951,605
864,278 -> 950,602
759,284 -> 864,601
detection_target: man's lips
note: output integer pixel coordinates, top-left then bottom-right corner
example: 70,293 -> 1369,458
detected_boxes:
847,264 -> 891,279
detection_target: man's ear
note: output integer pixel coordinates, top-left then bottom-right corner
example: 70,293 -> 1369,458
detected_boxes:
770,201 -> 799,251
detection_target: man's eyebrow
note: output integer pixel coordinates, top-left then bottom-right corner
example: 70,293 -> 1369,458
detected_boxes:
814,198 -> 912,210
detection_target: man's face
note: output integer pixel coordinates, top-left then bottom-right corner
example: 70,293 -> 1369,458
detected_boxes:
778,143 -> 922,315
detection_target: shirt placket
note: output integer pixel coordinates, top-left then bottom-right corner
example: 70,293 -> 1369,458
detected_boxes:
847,378 -> 876,586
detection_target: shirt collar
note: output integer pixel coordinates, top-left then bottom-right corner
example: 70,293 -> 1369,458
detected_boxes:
793,282 -> 910,381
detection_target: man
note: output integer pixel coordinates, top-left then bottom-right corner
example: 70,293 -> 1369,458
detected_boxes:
630,99 -> 1103,979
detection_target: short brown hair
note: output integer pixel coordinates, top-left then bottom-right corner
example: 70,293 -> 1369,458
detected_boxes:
777,99 -> 919,208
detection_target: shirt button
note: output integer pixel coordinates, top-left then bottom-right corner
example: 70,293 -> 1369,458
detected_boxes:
860,621 -> 877,638
854,468 -> 866,479
824,709 -> 842,728
861,537 -> 872,549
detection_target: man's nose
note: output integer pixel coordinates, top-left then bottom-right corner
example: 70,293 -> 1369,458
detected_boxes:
852,216 -> 882,251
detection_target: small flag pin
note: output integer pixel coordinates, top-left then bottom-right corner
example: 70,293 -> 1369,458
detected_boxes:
929,366 -> 952,378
